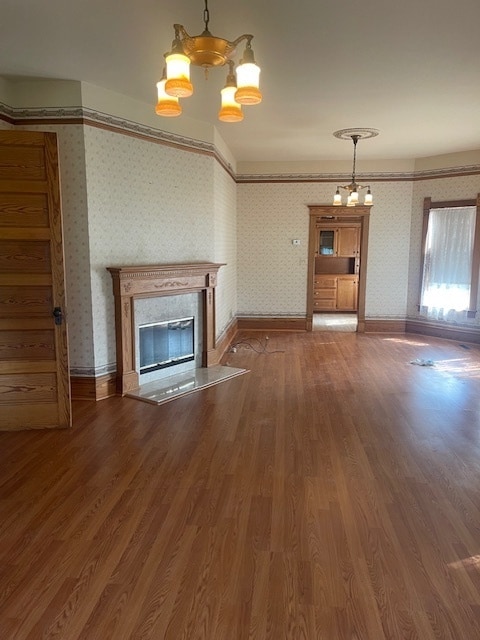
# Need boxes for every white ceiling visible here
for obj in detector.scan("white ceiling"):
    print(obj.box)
[2,0,480,163]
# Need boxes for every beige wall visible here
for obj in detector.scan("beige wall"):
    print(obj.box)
[83,125,221,373]
[2,77,480,381]
[213,161,238,332]
[0,80,238,377]
[237,180,414,320]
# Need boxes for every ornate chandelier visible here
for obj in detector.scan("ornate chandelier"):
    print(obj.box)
[156,0,262,122]
[333,128,379,206]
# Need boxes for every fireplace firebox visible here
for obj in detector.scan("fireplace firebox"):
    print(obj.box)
[139,317,194,374]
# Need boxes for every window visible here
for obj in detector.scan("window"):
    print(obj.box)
[419,196,480,322]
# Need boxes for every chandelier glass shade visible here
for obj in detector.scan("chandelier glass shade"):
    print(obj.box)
[333,129,378,206]
[218,61,244,122]
[156,0,262,121]
[155,72,182,117]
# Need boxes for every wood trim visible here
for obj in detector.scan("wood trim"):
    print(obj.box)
[406,319,480,344]
[70,373,117,401]
[469,193,480,316]
[212,317,238,364]
[358,213,369,332]
[418,197,431,309]
[430,199,476,209]
[237,316,307,331]
[107,263,225,396]
[364,319,407,333]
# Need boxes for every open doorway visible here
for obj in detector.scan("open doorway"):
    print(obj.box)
[306,205,371,332]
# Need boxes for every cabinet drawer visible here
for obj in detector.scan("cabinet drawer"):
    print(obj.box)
[314,276,337,288]
[314,289,336,300]
[313,299,336,310]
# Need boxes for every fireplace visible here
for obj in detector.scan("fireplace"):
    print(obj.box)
[107,263,224,395]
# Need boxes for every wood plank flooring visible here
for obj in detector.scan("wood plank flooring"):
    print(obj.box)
[1,330,480,639]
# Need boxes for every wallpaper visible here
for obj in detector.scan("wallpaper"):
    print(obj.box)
[363,181,414,318]
[237,180,414,319]
[83,126,219,372]
[213,161,237,335]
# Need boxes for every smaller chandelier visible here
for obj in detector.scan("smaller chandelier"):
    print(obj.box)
[333,128,379,206]
[156,0,262,121]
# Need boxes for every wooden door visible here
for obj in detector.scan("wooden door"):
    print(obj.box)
[0,131,71,430]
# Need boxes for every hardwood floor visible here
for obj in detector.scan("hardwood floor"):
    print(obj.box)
[2,330,480,639]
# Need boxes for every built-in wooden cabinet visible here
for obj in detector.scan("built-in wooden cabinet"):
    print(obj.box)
[314,221,361,311]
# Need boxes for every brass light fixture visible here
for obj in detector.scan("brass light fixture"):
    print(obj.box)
[333,128,379,206]
[156,0,262,121]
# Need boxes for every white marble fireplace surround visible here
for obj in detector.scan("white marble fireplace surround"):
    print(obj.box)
[107,263,226,397]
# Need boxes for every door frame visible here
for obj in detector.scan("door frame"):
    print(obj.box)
[307,204,371,332]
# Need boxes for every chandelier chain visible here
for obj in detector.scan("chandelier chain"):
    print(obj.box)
[351,135,359,182]
[203,0,210,31]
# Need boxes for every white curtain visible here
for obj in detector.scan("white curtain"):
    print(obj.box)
[420,206,475,322]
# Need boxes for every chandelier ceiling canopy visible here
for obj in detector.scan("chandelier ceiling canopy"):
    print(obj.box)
[156,0,262,122]
[333,128,379,207]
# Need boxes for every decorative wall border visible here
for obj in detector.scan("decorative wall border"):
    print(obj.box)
[69,363,116,377]
[2,101,479,183]
[0,101,236,180]
[236,165,480,183]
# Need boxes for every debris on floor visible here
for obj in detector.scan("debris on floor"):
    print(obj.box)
[410,358,435,366]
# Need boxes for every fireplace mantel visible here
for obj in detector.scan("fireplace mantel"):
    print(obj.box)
[107,262,224,395]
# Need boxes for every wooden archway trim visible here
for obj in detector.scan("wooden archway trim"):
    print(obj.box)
[107,263,224,395]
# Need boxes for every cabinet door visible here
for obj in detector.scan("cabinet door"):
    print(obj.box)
[336,277,358,311]
[337,227,360,257]
[318,229,336,255]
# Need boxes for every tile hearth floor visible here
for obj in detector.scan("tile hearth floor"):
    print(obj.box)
[126,365,248,406]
